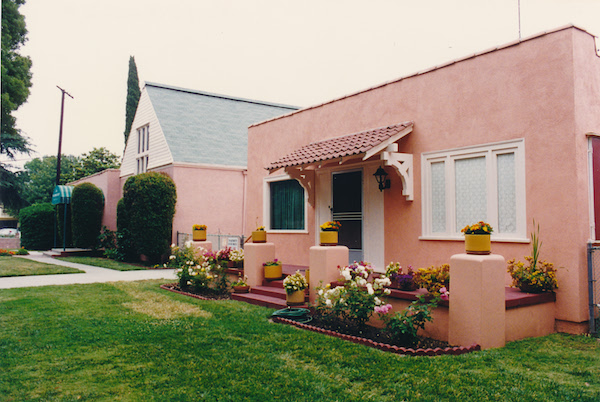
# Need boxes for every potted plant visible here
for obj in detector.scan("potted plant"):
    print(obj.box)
[507,221,558,293]
[252,226,267,243]
[283,271,308,304]
[461,221,493,255]
[385,262,417,290]
[319,221,341,246]
[263,259,282,280]
[216,247,232,267]
[231,275,250,293]
[192,224,207,241]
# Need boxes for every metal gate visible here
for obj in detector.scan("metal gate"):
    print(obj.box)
[177,231,246,251]
[587,243,600,335]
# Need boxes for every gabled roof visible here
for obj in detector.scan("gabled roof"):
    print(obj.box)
[267,122,413,170]
[145,82,298,166]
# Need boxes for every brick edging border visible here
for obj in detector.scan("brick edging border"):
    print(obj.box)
[160,283,481,356]
[160,283,220,301]
[272,316,481,356]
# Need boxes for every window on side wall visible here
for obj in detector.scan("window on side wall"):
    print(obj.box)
[136,125,150,174]
[421,139,526,241]
[266,177,306,231]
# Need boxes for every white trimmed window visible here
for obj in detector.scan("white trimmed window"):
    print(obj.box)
[136,125,150,174]
[263,175,308,232]
[421,139,526,241]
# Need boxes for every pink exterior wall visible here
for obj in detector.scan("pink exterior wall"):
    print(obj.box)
[247,27,600,330]
[70,169,122,231]
[121,164,247,245]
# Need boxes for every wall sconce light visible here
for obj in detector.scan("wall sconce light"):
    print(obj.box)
[374,166,390,191]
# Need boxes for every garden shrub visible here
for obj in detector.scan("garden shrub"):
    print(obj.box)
[314,262,391,327]
[19,203,55,250]
[166,242,230,295]
[413,264,450,294]
[56,204,72,248]
[376,295,440,346]
[71,183,104,248]
[115,198,136,262]
[123,172,177,264]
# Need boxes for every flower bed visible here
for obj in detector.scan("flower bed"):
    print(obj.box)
[271,315,480,356]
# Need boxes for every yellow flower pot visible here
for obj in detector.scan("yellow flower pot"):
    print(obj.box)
[320,231,338,246]
[193,229,207,241]
[286,290,305,305]
[264,263,282,279]
[465,234,491,255]
[252,230,267,243]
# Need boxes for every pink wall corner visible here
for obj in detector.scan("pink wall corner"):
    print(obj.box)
[155,164,247,246]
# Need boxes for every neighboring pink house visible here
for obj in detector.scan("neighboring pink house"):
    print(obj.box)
[74,82,297,243]
[245,26,600,334]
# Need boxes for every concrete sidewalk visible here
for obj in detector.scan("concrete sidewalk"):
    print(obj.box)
[0,251,177,289]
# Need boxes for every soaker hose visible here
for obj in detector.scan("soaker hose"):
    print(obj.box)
[271,307,312,323]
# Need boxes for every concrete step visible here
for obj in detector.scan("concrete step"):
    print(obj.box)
[251,285,287,299]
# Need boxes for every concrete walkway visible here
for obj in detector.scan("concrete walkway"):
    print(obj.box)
[0,251,177,289]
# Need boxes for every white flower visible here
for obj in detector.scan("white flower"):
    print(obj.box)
[325,299,332,307]
[171,243,176,248]
[169,255,176,260]
[374,297,382,305]
[318,289,324,296]
[366,283,374,295]
[184,240,193,248]
[357,277,367,287]
[341,268,352,281]
[384,288,391,295]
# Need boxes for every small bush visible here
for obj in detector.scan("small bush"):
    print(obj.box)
[0,249,14,256]
[377,295,440,346]
[19,203,55,250]
[72,183,104,248]
[413,264,450,294]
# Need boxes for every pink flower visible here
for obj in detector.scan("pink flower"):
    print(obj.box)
[439,287,449,301]
[374,303,393,314]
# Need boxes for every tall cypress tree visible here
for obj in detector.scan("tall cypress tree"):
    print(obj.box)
[124,56,141,145]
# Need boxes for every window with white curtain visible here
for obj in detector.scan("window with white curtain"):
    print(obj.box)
[421,139,526,240]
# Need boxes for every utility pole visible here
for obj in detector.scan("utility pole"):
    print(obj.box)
[55,86,74,185]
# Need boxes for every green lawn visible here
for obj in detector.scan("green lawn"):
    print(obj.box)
[54,256,148,271]
[1,280,598,401]
[0,256,84,277]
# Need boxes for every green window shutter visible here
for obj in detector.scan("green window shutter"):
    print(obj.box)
[270,180,304,230]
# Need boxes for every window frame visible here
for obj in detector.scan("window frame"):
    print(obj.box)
[263,174,308,233]
[136,125,150,174]
[421,139,527,242]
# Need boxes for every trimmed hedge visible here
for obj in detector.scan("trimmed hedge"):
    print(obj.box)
[122,172,177,263]
[72,183,104,248]
[114,198,136,262]
[20,203,55,250]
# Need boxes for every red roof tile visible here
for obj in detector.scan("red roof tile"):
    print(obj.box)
[267,122,413,170]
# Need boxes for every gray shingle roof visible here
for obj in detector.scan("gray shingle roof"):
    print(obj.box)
[145,82,298,166]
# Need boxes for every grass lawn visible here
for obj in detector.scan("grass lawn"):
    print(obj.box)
[54,256,148,271]
[1,280,599,401]
[0,256,84,277]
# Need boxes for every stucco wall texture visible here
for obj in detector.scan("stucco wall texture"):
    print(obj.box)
[247,27,600,330]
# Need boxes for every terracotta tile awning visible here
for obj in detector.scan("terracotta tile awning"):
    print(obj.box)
[267,121,413,171]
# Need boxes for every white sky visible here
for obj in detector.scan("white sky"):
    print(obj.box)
[6,0,600,169]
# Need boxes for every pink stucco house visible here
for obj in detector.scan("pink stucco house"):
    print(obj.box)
[245,25,600,334]
[72,82,297,244]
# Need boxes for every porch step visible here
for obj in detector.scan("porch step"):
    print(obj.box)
[231,283,308,309]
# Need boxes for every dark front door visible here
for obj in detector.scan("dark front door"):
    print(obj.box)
[332,170,363,263]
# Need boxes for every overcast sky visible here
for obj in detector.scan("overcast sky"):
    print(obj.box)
[6,0,600,169]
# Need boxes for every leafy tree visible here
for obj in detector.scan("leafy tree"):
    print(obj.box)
[20,155,80,205]
[124,56,140,145]
[76,146,120,178]
[17,147,120,208]
[1,0,33,210]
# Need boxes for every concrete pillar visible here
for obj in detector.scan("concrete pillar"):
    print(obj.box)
[449,253,506,349]
[244,243,276,287]
[308,246,349,303]
[192,240,212,253]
